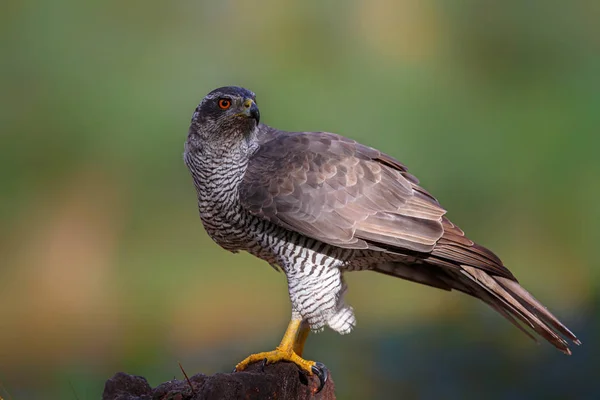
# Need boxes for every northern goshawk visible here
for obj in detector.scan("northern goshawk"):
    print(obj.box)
[184,86,580,390]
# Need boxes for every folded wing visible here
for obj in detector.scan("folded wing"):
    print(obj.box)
[241,128,579,353]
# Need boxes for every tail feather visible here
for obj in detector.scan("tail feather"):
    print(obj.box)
[461,277,539,343]
[496,277,581,345]
[372,260,580,354]
[460,265,580,354]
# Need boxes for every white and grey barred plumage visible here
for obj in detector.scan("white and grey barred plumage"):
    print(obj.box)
[184,86,580,353]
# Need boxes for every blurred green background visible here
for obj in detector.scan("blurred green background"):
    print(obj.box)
[1,1,598,399]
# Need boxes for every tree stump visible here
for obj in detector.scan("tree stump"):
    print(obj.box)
[102,361,335,400]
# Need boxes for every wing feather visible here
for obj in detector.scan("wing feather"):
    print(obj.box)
[242,128,513,279]
[242,130,445,253]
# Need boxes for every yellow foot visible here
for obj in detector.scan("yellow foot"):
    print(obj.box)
[233,318,328,392]
[234,348,328,392]
[234,347,315,374]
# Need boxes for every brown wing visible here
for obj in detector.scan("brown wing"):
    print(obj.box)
[242,128,580,353]
[242,129,511,279]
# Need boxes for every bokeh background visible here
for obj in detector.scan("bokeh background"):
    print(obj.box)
[1,1,599,399]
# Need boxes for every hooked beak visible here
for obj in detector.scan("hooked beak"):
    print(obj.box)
[242,98,260,124]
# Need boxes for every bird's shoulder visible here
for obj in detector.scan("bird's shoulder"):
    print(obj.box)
[252,126,420,187]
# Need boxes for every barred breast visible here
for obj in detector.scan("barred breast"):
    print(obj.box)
[184,145,393,334]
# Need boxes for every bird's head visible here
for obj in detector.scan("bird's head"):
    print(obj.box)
[188,86,260,148]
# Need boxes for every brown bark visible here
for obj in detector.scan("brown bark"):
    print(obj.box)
[102,361,335,400]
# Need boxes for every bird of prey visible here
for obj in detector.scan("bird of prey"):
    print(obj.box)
[184,86,580,390]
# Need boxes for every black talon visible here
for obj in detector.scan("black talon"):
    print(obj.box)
[311,362,328,393]
[260,358,268,372]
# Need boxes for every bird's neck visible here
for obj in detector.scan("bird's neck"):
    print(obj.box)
[185,135,258,208]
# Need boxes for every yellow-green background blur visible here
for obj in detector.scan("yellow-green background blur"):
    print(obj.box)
[1,1,598,399]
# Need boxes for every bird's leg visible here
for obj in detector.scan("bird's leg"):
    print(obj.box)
[234,318,328,392]
[293,320,310,357]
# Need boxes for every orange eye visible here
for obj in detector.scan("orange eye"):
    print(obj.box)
[218,99,231,109]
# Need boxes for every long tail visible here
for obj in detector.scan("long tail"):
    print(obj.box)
[459,265,580,354]
[373,214,580,353]
[374,261,581,354]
